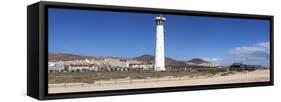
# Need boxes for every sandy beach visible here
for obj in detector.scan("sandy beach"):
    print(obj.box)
[48,69,270,94]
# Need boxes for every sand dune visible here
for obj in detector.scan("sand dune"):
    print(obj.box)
[48,69,270,94]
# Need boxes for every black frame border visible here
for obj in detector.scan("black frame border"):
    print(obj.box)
[32,1,273,100]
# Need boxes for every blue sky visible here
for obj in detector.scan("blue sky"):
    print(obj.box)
[48,8,270,66]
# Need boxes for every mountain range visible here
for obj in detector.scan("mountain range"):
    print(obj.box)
[49,53,213,66]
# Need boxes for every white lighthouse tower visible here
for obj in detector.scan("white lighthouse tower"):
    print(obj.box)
[154,15,166,71]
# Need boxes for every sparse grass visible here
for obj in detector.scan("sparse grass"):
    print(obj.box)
[48,67,255,84]
[220,71,234,76]
[229,67,257,72]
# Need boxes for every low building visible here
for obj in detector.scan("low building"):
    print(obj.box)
[48,62,65,72]
[129,63,154,70]
[66,64,98,72]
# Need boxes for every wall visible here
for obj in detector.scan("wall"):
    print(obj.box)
[0,0,279,102]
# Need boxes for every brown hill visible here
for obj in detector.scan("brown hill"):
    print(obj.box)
[132,54,187,66]
[48,53,97,61]
[49,53,209,67]
[132,54,154,62]
[188,58,210,64]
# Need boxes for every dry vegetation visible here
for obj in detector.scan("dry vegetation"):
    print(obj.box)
[48,67,257,84]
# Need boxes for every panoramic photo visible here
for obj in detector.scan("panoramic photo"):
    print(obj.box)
[48,8,270,94]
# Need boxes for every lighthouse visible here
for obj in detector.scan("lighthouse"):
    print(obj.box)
[154,15,166,71]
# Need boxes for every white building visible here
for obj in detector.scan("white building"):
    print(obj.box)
[48,61,65,72]
[129,63,154,70]
[154,15,166,71]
